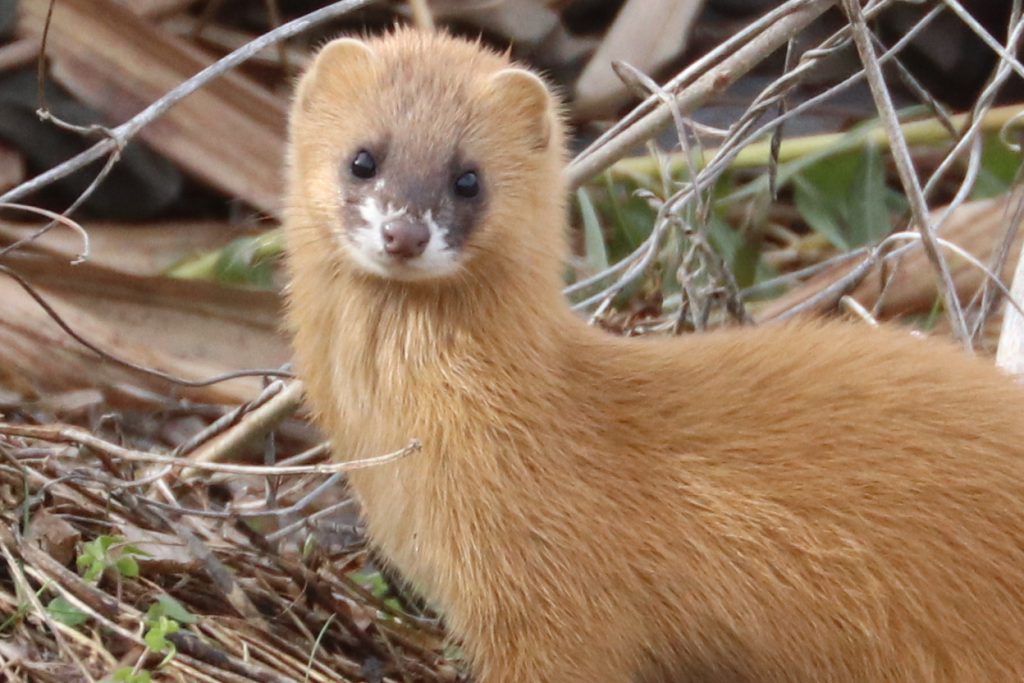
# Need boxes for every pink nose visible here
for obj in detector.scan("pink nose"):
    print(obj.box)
[382,220,430,260]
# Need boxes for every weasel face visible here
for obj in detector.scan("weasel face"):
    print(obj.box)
[336,146,485,281]
[288,31,565,285]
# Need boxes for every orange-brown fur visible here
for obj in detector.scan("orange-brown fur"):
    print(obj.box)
[284,28,1024,682]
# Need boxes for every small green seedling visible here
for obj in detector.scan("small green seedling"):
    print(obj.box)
[76,535,148,583]
[143,614,180,667]
[0,581,57,633]
[0,588,40,633]
[100,596,196,683]
[106,668,151,683]
[349,567,405,614]
[46,596,90,627]
[143,595,197,667]
[146,594,197,626]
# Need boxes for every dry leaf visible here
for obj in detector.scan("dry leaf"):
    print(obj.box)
[0,141,25,192]
[20,0,287,216]
[26,510,81,567]
[119,526,197,574]
[574,0,707,119]
[0,220,252,277]
[0,223,289,405]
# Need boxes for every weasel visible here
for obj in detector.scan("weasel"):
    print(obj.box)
[284,28,1024,682]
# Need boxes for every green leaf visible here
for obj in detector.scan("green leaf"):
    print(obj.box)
[791,146,898,249]
[611,197,656,257]
[794,175,849,249]
[108,668,152,683]
[599,174,658,258]
[77,535,148,582]
[443,643,465,661]
[78,536,112,570]
[47,597,90,627]
[845,143,891,245]
[707,213,741,264]
[144,627,168,652]
[144,615,180,653]
[707,214,764,290]
[725,117,883,203]
[115,556,140,578]
[302,534,317,561]
[149,595,197,625]
[97,535,119,552]
[577,188,609,271]
[79,535,120,563]
[81,558,105,583]
[732,237,762,290]
[884,187,909,217]
[350,568,392,600]
[973,135,1024,199]
[212,234,277,287]
[802,149,863,199]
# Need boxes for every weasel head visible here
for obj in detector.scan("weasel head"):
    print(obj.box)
[286,29,567,284]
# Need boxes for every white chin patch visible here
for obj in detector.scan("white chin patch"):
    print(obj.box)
[344,197,460,281]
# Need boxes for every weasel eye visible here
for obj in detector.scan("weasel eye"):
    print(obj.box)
[454,171,480,199]
[350,150,377,180]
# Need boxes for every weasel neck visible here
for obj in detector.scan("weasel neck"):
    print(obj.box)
[287,237,575,454]
[290,253,575,613]
[346,256,567,381]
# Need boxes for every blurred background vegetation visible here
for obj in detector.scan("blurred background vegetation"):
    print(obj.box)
[1,1,1023,681]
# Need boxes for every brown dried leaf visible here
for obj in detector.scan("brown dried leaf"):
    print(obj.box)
[574,0,707,119]
[431,0,563,49]
[119,526,197,574]
[25,510,81,567]
[0,224,288,406]
[20,0,287,216]
[0,141,25,192]
[758,197,1022,321]
[0,220,259,277]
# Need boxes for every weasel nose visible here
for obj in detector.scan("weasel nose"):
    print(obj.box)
[382,220,430,260]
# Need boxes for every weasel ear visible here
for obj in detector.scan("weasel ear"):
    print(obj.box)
[297,38,376,110]
[316,37,376,74]
[486,68,554,150]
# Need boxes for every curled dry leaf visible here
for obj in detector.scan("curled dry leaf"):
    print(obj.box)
[19,0,287,216]
[0,221,289,406]
[25,510,81,567]
[574,0,707,119]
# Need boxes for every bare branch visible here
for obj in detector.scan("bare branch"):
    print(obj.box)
[0,421,419,475]
[841,0,971,347]
[565,0,837,189]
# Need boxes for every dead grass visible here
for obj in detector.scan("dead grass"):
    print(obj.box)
[0,411,455,683]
